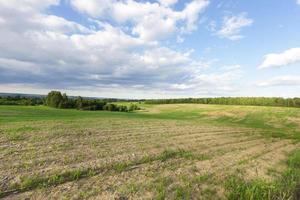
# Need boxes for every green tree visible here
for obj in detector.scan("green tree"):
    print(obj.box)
[76,96,83,109]
[46,91,63,108]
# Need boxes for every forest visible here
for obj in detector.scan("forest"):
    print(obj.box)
[0,95,44,106]
[145,97,300,108]
[2,94,300,109]
[0,91,140,112]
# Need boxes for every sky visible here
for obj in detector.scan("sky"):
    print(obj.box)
[0,0,300,98]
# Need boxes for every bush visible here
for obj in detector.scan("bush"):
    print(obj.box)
[103,103,118,111]
[118,105,128,112]
[128,104,140,112]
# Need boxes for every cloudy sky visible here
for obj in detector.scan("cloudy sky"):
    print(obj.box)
[0,0,300,98]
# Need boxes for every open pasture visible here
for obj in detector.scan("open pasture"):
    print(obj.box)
[0,104,300,199]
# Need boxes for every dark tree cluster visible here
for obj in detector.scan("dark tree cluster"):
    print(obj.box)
[0,95,44,106]
[45,91,140,112]
[145,97,300,108]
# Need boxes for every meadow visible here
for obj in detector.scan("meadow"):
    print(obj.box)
[0,104,300,199]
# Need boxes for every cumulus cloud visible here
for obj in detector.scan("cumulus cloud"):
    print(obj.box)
[181,0,210,32]
[257,76,300,87]
[36,15,92,34]
[158,0,178,7]
[131,14,176,41]
[0,0,60,11]
[0,0,246,98]
[169,65,243,96]
[70,0,209,41]
[70,0,113,17]
[0,58,40,73]
[152,58,243,96]
[259,48,300,69]
[217,13,253,40]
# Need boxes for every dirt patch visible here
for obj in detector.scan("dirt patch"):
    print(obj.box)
[204,110,247,120]
[145,104,209,114]
[287,117,300,128]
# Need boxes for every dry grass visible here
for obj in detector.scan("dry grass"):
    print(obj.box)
[1,114,299,199]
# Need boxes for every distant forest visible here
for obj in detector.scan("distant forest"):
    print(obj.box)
[145,97,300,108]
[1,92,300,108]
[0,91,140,112]
[0,95,44,106]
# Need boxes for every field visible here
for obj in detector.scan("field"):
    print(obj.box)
[0,104,300,199]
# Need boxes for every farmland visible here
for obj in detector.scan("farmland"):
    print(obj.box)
[0,104,300,199]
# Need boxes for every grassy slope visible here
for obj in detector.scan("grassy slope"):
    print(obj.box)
[1,104,299,140]
[1,104,300,199]
[142,103,300,140]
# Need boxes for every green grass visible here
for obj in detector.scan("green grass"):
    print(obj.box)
[225,150,300,200]
[175,184,191,200]
[154,177,170,200]
[118,182,140,196]
[5,131,24,141]
[1,104,300,141]
[1,104,299,141]
[147,104,300,141]
[2,126,40,141]
[194,173,211,183]
[0,105,136,122]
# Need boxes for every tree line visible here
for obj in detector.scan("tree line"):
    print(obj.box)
[0,96,43,106]
[145,97,300,108]
[45,91,140,112]
[2,93,300,109]
[0,91,140,112]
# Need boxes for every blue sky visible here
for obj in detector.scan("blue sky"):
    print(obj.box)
[0,0,299,98]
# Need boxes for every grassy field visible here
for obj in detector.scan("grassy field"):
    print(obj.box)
[0,104,300,199]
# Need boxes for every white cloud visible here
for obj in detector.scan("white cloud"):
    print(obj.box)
[0,57,41,73]
[297,0,300,5]
[71,23,145,50]
[39,15,92,34]
[0,0,246,98]
[70,0,210,41]
[259,48,300,69]
[70,0,113,17]
[257,76,300,87]
[131,14,176,41]
[0,0,60,12]
[181,0,209,32]
[0,16,5,25]
[217,13,253,40]
[169,66,243,96]
[158,0,178,7]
